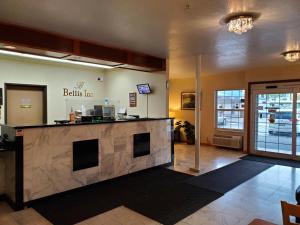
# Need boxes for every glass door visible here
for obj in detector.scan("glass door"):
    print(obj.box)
[296,92,300,157]
[251,89,296,158]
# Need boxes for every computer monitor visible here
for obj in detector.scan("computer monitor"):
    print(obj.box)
[117,107,127,119]
[94,105,103,116]
[137,83,151,94]
[102,105,115,119]
[118,107,127,115]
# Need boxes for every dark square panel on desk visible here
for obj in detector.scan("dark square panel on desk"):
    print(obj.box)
[133,133,150,158]
[73,139,99,171]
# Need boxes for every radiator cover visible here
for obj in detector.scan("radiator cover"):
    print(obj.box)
[212,135,243,149]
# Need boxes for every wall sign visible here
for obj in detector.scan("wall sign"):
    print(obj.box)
[63,81,94,97]
[20,98,32,109]
[129,92,137,107]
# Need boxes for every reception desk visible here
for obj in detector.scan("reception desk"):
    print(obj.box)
[0,118,173,209]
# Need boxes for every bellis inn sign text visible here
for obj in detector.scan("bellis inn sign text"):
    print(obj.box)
[63,81,94,97]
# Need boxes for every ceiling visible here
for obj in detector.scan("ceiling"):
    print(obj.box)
[0,0,300,78]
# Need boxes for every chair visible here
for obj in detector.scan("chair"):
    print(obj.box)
[281,201,300,225]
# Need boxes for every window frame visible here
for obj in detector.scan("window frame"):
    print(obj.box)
[215,89,245,132]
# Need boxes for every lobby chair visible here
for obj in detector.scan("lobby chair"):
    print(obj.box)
[281,201,300,225]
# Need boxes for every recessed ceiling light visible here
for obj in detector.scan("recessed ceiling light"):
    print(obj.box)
[221,12,260,35]
[0,49,114,69]
[281,50,300,62]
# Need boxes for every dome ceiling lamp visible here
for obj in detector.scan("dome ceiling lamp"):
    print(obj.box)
[281,50,300,62]
[221,12,260,35]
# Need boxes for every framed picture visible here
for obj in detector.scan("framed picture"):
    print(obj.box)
[129,92,137,107]
[181,92,195,110]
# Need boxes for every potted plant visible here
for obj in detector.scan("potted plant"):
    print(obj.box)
[174,120,195,145]
[174,121,183,142]
[182,121,195,145]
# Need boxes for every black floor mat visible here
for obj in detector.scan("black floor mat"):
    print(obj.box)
[124,183,222,225]
[185,160,273,194]
[241,155,300,168]
[29,166,221,225]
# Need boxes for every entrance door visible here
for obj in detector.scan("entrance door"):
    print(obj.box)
[296,91,300,157]
[5,84,47,126]
[251,83,300,160]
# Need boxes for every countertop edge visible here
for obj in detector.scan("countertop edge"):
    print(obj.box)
[5,118,174,129]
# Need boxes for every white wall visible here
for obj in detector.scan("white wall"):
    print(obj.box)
[0,55,167,124]
[104,69,167,117]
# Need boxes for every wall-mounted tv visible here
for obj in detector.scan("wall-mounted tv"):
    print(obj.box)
[137,83,152,94]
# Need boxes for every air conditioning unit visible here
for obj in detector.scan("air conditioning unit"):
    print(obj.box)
[212,135,243,150]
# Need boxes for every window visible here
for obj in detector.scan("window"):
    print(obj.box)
[216,90,245,130]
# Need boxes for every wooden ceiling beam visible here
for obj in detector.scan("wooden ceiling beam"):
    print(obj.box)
[0,22,166,71]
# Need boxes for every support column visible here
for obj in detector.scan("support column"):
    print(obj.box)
[165,58,174,163]
[190,55,201,172]
[165,58,170,117]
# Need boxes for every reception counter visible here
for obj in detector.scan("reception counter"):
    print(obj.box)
[0,118,173,209]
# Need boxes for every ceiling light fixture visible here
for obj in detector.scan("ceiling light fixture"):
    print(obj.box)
[4,45,16,49]
[221,12,260,35]
[0,49,113,69]
[281,50,300,62]
[228,16,253,35]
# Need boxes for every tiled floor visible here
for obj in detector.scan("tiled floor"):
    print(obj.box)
[0,206,51,225]
[0,144,298,225]
[76,206,161,225]
[170,143,245,175]
[178,164,299,225]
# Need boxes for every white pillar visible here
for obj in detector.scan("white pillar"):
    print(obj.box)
[190,55,201,172]
[165,58,170,117]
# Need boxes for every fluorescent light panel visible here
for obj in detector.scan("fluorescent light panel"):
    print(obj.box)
[3,45,16,49]
[0,49,114,69]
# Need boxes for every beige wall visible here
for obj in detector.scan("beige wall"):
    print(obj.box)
[0,55,167,124]
[0,55,106,124]
[201,72,245,144]
[170,64,300,150]
[169,78,195,124]
[104,69,167,118]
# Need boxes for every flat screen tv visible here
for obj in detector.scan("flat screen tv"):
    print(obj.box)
[137,83,151,94]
